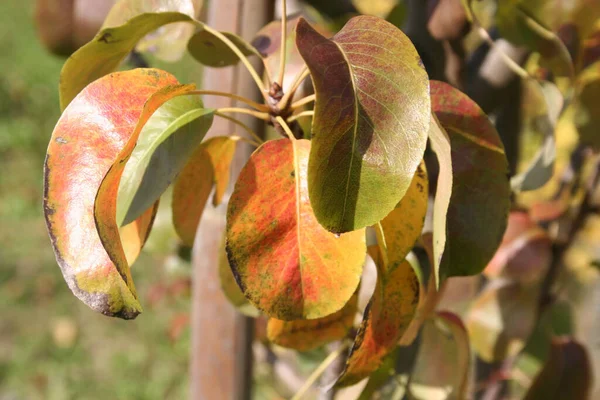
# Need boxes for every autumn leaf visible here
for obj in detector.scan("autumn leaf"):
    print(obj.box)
[59,12,195,110]
[45,69,192,318]
[296,16,430,233]
[431,80,510,279]
[226,139,365,320]
[337,245,419,386]
[172,136,238,247]
[267,291,358,351]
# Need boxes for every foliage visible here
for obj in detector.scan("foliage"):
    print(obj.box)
[40,0,600,398]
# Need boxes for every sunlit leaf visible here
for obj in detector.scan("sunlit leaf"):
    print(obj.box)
[337,245,419,386]
[59,12,195,110]
[226,139,365,320]
[119,201,159,265]
[296,16,430,233]
[44,69,189,318]
[431,80,510,279]
[267,291,358,351]
[102,0,202,62]
[512,81,563,191]
[172,136,237,247]
[218,232,259,317]
[524,337,591,400]
[117,95,214,226]
[379,161,428,272]
[187,28,260,68]
[428,115,452,288]
[409,312,471,400]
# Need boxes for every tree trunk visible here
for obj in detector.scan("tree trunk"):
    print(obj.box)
[190,1,272,399]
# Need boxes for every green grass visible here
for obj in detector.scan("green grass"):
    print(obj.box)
[0,2,194,398]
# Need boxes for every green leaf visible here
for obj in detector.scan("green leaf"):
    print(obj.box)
[295,16,430,233]
[117,95,214,226]
[102,0,202,62]
[511,81,563,191]
[431,80,510,279]
[226,139,365,320]
[524,337,591,400]
[44,69,191,319]
[59,12,195,110]
[172,136,238,247]
[266,291,358,351]
[187,29,260,68]
[336,245,420,387]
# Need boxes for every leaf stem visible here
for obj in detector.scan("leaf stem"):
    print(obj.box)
[375,222,390,272]
[277,65,310,110]
[275,116,296,141]
[278,0,288,87]
[287,110,314,123]
[230,135,261,148]
[290,341,349,400]
[291,94,316,110]
[214,110,265,144]
[216,107,270,121]
[475,27,529,80]
[187,90,269,112]
[202,25,269,101]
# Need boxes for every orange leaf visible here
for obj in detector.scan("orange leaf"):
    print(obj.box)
[267,291,358,351]
[226,139,365,320]
[337,245,419,386]
[44,68,193,319]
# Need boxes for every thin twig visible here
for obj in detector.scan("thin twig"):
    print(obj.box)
[291,94,316,110]
[230,135,261,148]
[287,111,314,123]
[278,0,288,87]
[275,116,296,141]
[278,65,310,110]
[290,342,349,400]
[187,90,269,111]
[214,110,266,144]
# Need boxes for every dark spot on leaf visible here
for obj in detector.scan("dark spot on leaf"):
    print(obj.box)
[98,32,113,43]
[251,35,271,57]
[203,40,215,48]
[290,170,295,178]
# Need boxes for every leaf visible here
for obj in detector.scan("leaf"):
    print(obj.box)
[226,139,365,320]
[379,161,428,272]
[511,81,563,191]
[574,61,600,149]
[218,232,259,317]
[428,115,452,288]
[44,69,189,318]
[119,201,159,265]
[102,0,202,62]
[524,337,591,400]
[466,281,538,362]
[172,136,237,247]
[251,14,306,91]
[117,95,214,226]
[336,245,420,386]
[59,12,195,110]
[267,291,358,351]
[496,2,574,79]
[484,210,552,284]
[187,29,260,68]
[431,80,510,279]
[295,16,430,233]
[409,312,471,400]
